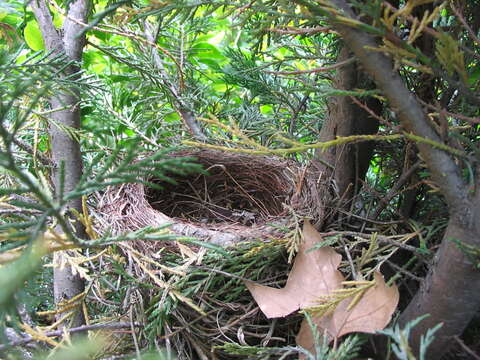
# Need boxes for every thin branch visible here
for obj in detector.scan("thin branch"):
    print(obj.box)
[185,133,403,155]
[289,94,309,136]
[12,137,53,167]
[266,26,336,35]
[264,57,355,75]
[449,4,480,46]
[107,105,160,148]
[371,160,422,219]
[380,1,480,104]
[334,208,405,225]
[296,0,469,215]
[349,96,393,127]
[454,336,480,360]
[143,21,207,141]
[382,1,480,62]
[0,209,41,216]
[49,0,185,88]
[177,108,208,141]
[418,99,480,125]
[62,0,89,60]
[0,323,143,351]
[385,260,423,282]
[323,230,425,256]
[232,0,256,20]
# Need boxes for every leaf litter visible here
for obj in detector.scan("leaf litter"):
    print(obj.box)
[244,221,399,355]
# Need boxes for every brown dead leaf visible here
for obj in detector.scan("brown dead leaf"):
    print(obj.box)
[244,221,344,318]
[296,272,399,352]
[331,272,399,337]
[245,220,399,357]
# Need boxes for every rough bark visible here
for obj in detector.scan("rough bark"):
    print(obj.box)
[31,0,88,327]
[399,216,480,355]
[301,0,480,357]
[314,46,380,208]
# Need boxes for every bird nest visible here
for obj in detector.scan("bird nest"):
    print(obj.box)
[96,149,324,245]
[94,149,327,359]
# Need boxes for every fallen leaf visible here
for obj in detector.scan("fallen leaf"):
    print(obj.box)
[244,221,399,357]
[295,316,319,357]
[331,272,399,337]
[296,272,399,352]
[244,221,344,318]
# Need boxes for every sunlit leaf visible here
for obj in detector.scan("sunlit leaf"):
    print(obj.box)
[24,20,44,51]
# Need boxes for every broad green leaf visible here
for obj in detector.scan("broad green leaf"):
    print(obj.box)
[190,42,224,60]
[198,58,221,71]
[15,49,29,64]
[195,33,214,42]
[213,83,228,92]
[124,129,135,137]
[274,47,289,60]
[91,29,111,41]
[260,105,273,114]
[2,13,20,27]
[53,11,63,28]
[107,74,133,83]
[164,112,180,123]
[208,30,226,45]
[24,20,44,51]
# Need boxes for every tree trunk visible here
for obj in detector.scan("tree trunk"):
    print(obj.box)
[314,45,380,221]
[398,215,480,356]
[31,0,88,328]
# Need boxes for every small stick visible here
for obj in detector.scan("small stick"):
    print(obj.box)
[0,322,142,351]
[264,57,355,75]
[454,336,480,360]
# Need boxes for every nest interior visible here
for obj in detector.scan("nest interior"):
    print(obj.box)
[145,150,296,226]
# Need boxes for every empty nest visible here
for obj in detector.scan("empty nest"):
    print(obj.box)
[96,149,325,245]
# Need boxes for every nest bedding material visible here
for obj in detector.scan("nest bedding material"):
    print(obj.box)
[97,149,325,245]
[143,240,304,359]
[146,149,297,223]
